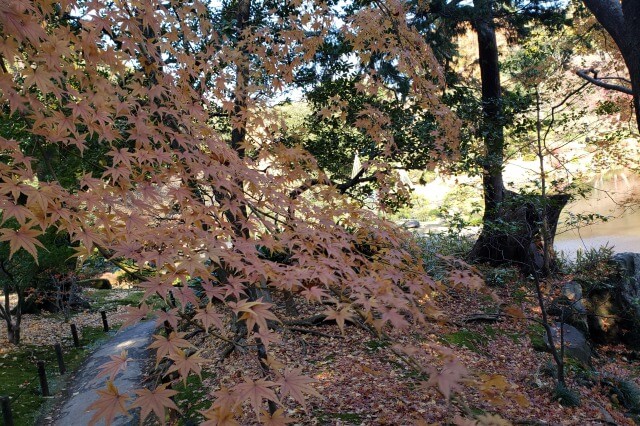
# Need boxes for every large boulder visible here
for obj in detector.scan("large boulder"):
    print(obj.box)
[585,252,640,348]
[545,322,592,366]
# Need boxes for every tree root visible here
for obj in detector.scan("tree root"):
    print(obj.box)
[462,313,504,323]
[287,326,343,339]
[218,335,246,361]
[284,314,328,326]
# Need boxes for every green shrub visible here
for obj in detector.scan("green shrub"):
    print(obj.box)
[540,359,557,378]
[574,244,614,272]
[553,383,581,407]
[411,231,474,280]
[483,266,520,287]
[604,377,640,412]
[570,245,616,286]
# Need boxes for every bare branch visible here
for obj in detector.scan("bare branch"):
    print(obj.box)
[575,69,633,95]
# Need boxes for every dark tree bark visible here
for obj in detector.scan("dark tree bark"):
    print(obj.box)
[1,266,23,345]
[471,190,570,271]
[580,0,640,132]
[472,0,505,222]
[468,0,570,272]
[7,320,21,345]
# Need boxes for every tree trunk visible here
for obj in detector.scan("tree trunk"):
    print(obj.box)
[473,3,505,220]
[468,0,569,272]
[471,191,569,271]
[469,0,509,262]
[231,0,251,159]
[618,0,640,132]
[7,321,20,345]
[625,51,640,132]
[581,0,640,132]
[2,280,22,344]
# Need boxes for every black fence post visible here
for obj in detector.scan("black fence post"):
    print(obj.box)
[70,323,80,347]
[1,395,14,426]
[54,343,66,375]
[100,310,109,332]
[36,361,49,397]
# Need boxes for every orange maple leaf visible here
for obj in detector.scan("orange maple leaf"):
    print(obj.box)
[276,368,321,409]
[504,305,526,320]
[0,224,44,260]
[166,349,206,383]
[423,358,468,400]
[231,299,279,333]
[448,269,484,290]
[130,384,178,425]
[260,408,296,425]
[323,305,353,334]
[193,303,225,333]
[233,377,280,417]
[120,304,150,329]
[154,308,180,331]
[200,405,239,426]
[96,350,131,382]
[87,381,130,426]
[0,200,34,225]
[148,332,192,364]
[212,385,240,410]
[300,286,330,303]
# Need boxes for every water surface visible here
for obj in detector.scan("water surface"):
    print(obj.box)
[554,171,640,257]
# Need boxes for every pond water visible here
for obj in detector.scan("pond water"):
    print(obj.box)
[554,171,640,258]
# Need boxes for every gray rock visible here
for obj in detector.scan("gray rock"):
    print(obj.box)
[559,281,589,333]
[403,220,420,229]
[586,252,640,348]
[612,253,640,316]
[612,253,640,346]
[562,281,587,313]
[545,322,592,366]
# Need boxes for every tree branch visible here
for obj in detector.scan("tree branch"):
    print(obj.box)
[575,69,633,95]
[288,167,378,200]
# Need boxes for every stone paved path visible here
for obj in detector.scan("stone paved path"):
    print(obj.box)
[51,321,155,426]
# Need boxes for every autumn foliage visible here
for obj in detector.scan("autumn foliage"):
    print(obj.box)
[0,0,464,423]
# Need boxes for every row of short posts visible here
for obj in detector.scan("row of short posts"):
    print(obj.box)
[0,310,110,425]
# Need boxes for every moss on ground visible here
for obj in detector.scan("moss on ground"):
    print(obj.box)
[174,371,217,425]
[527,324,548,353]
[441,328,489,353]
[86,289,145,312]
[315,410,363,424]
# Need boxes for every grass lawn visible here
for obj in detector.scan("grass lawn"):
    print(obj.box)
[0,326,117,426]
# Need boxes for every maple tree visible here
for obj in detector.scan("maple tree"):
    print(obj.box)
[0,0,469,423]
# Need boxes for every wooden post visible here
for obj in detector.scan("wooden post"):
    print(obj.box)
[1,396,14,426]
[100,310,109,332]
[54,343,66,374]
[37,361,49,397]
[70,324,80,347]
